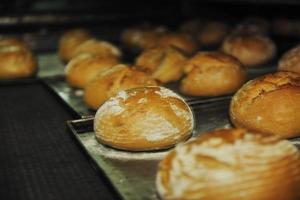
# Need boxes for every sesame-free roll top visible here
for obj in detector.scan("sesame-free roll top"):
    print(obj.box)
[156,128,300,200]
[94,86,194,151]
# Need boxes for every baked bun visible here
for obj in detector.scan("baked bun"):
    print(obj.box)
[234,17,270,35]
[58,29,92,62]
[94,86,194,151]
[197,21,228,46]
[0,38,28,49]
[121,26,167,51]
[230,71,300,138]
[222,33,276,67]
[84,64,158,110]
[73,39,121,59]
[65,54,119,88]
[156,128,300,200]
[0,39,37,79]
[135,46,187,83]
[158,33,197,55]
[180,51,246,96]
[278,45,300,74]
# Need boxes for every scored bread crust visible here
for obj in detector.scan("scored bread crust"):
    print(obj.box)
[230,71,300,138]
[0,41,37,79]
[94,86,194,151]
[58,29,92,62]
[65,54,119,88]
[135,46,187,83]
[222,33,276,67]
[83,64,158,110]
[156,128,300,200]
[279,45,300,74]
[180,51,246,96]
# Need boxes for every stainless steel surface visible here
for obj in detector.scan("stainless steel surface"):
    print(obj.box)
[67,100,300,200]
[66,100,232,200]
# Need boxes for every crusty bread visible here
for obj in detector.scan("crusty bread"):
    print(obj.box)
[230,71,300,138]
[158,33,197,55]
[135,46,187,83]
[278,45,300,74]
[58,29,92,62]
[197,21,228,46]
[94,86,194,151]
[73,39,121,59]
[0,39,37,79]
[222,33,276,67]
[156,128,300,200]
[180,51,246,96]
[84,64,158,110]
[65,53,119,88]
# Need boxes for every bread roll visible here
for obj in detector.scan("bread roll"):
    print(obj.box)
[158,33,197,55]
[135,46,187,83]
[156,128,300,200]
[180,51,246,96]
[58,29,92,62]
[234,17,270,35]
[0,38,28,49]
[230,71,300,138]
[73,39,121,59]
[197,21,228,46]
[121,26,167,51]
[0,39,37,79]
[94,86,194,151]
[278,45,300,74]
[65,54,119,88]
[84,64,158,110]
[222,33,276,67]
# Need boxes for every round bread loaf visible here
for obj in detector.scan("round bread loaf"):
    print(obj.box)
[230,71,300,138]
[0,39,37,79]
[65,53,119,88]
[84,64,158,110]
[135,46,187,83]
[222,33,276,67]
[94,86,194,151]
[158,33,197,55]
[73,39,121,59]
[0,38,28,49]
[197,21,228,46]
[58,29,92,62]
[121,26,167,51]
[180,51,246,96]
[156,128,300,200]
[234,17,270,35]
[278,45,300,74]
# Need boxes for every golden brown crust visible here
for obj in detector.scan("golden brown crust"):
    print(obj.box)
[158,33,198,55]
[0,40,37,79]
[73,39,121,59]
[135,46,187,83]
[156,128,300,200]
[58,29,92,62]
[230,71,300,138]
[278,45,300,74]
[222,33,276,67]
[94,86,194,151]
[83,64,158,110]
[65,54,119,88]
[180,51,246,96]
[197,21,228,46]
[121,26,167,51]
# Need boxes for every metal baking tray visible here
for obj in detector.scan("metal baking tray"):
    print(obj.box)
[67,99,300,200]
[42,62,276,118]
